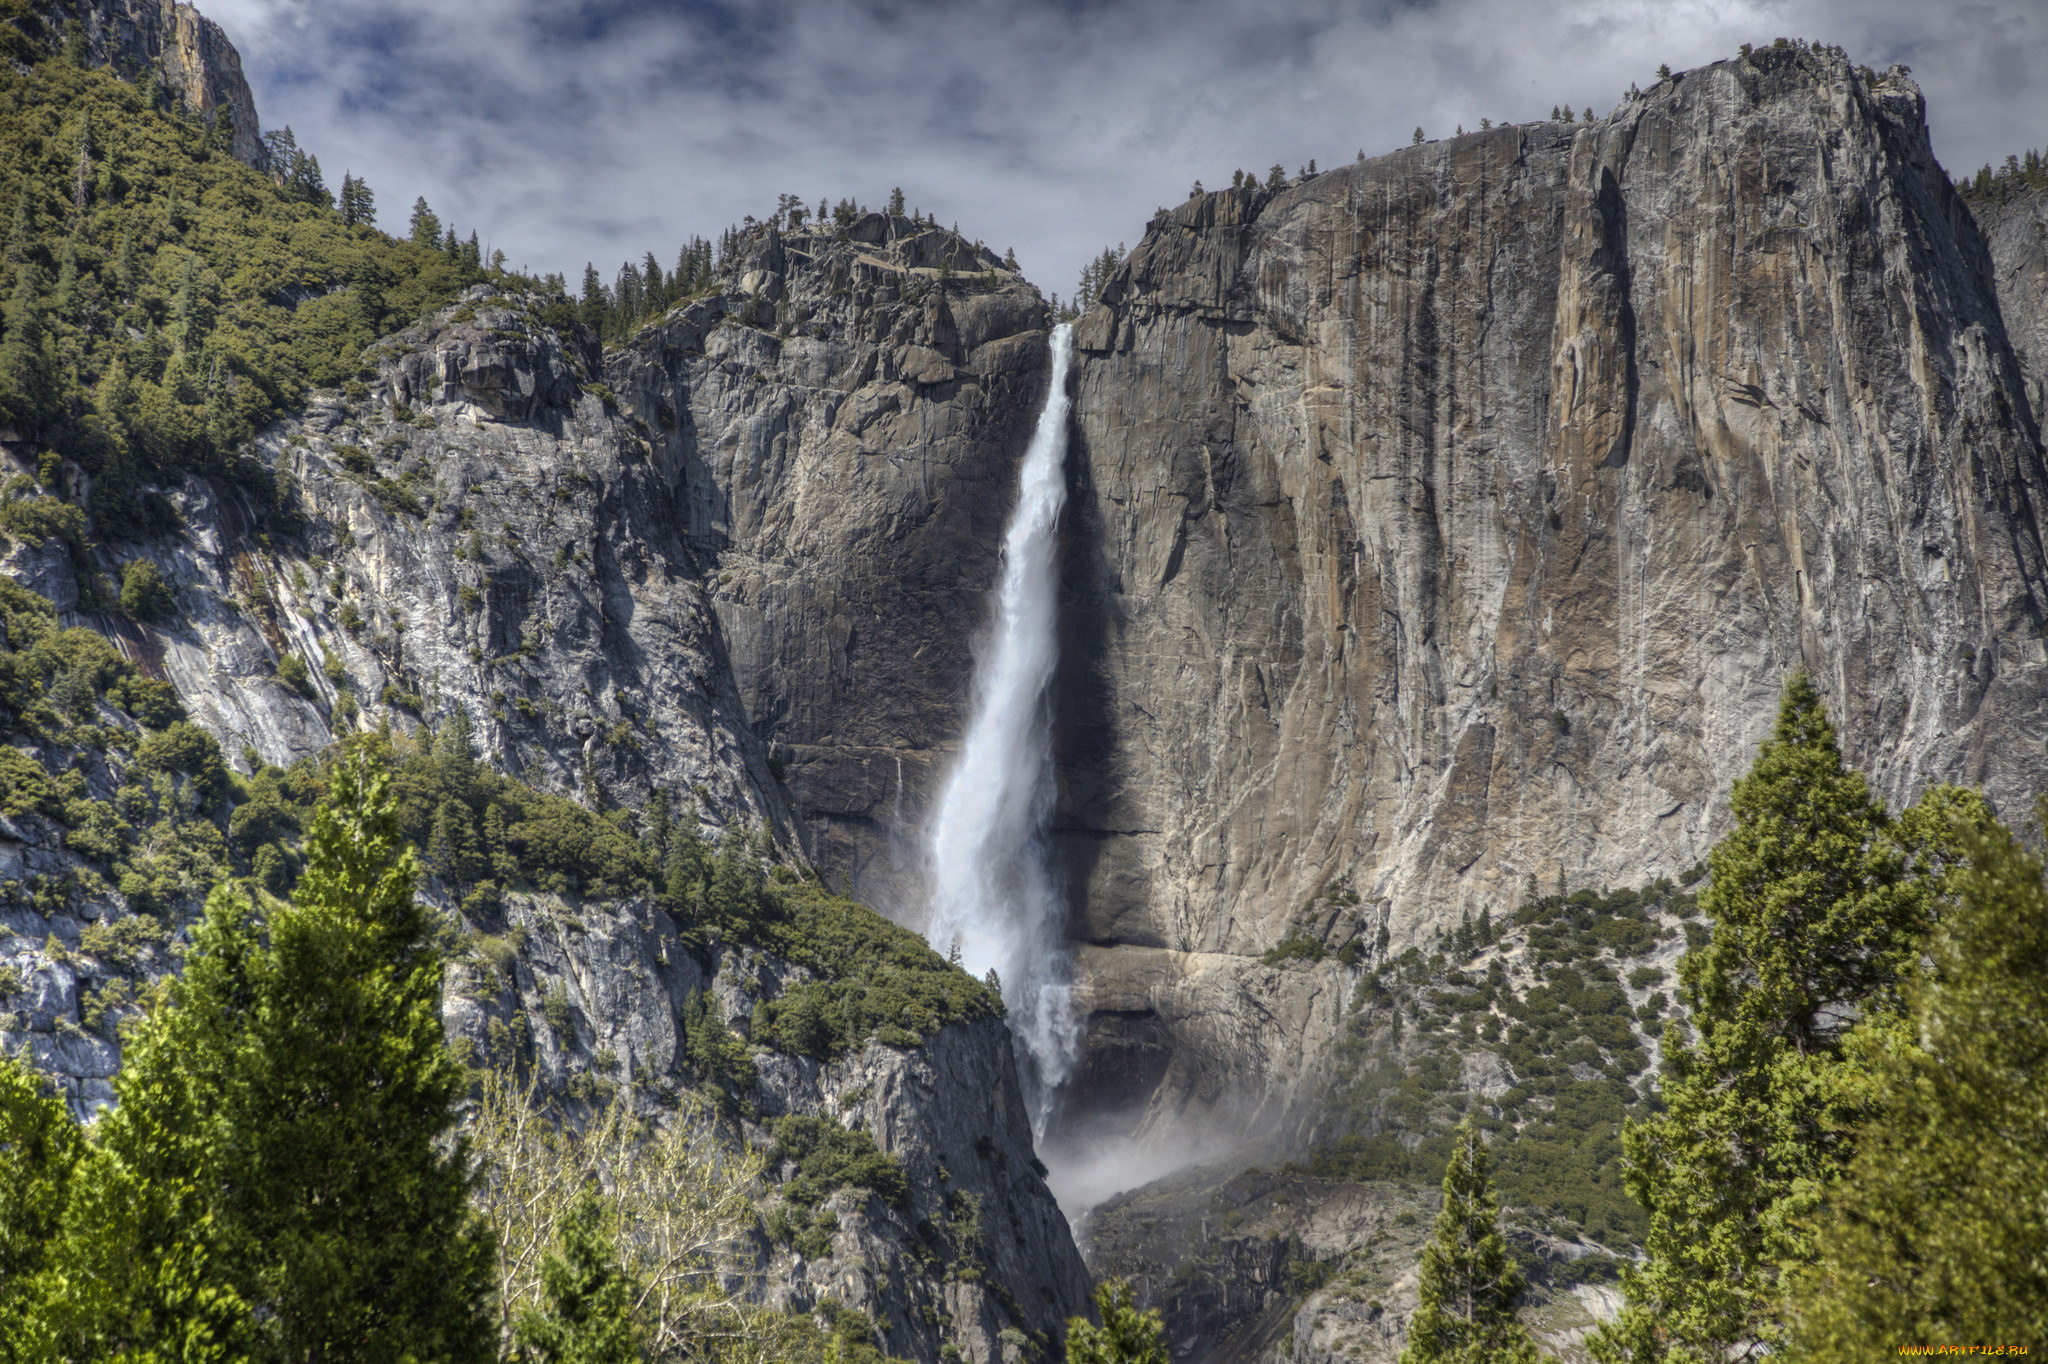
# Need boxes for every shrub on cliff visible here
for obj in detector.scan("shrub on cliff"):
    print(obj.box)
[1065,1278,1168,1364]
[117,559,172,621]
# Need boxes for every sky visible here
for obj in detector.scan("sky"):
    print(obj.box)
[201,0,2048,303]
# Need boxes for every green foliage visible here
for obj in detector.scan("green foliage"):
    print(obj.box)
[1260,933,1328,967]
[575,237,719,346]
[117,557,171,620]
[680,987,754,1108]
[32,751,497,1362]
[1959,144,2048,204]
[0,481,88,567]
[1401,1119,1541,1364]
[0,1053,84,1350]
[1065,1278,1167,1364]
[275,649,310,697]
[0,54,518,537]
[1787,805,2048,1353]
[750,882,1002,1061]
[135,716,226,800]
[1595,672,1986,1364]
[769,1115,910,1209]
[512,1188,648,1364]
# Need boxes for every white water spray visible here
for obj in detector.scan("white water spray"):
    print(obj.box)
[927,323,1079,1133]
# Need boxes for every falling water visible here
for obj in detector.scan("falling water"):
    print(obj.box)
[927,322,1079,1133]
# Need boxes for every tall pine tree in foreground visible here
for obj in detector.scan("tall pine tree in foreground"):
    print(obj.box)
[1788,804,2048,1354]
[0,1058,82,1354]
[1400,1117,1539,1364]
[34,750,495,1362]
[1595,671,1984,1363]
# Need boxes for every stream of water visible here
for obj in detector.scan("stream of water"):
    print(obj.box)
[926,322,1079,1135]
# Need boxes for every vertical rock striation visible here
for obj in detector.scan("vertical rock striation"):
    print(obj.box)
[1056,47,2048,1133]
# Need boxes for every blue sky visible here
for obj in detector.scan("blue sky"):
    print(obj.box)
[204,0,2048,301]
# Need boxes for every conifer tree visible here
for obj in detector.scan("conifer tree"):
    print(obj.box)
[1788,806,2048,1353]
[0,1055,83,1353]
[0,264,55,432]
[512,1189,649,1364]
[1595,672,1985,1364]
[1401,1117,1539,1364]
[38,751,496,1362]
[410,195,443,246]
[1066,1278,1168,1364]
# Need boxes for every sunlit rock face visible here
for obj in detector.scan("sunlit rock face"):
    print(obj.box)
[1051,47,2048,1136]
[34,0,271,169]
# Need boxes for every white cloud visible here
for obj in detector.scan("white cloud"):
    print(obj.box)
[202,0,2048,299]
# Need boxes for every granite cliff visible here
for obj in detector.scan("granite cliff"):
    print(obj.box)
[11,11,2048,1357]
[1046,46,2048,1138]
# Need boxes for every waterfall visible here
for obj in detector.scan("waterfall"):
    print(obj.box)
[927,322,1079,1133]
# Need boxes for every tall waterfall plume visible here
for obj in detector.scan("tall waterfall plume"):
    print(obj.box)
[927,322,1079,1131]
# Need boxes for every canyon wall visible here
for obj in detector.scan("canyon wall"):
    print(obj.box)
[1048,48,2048,1135]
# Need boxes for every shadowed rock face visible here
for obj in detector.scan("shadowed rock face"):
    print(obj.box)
[1980,179,2048,422]
[1053,47,2048,1135]
[611,219,1053,927]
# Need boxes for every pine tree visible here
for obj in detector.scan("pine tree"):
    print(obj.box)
[1788,806,2048,1354]
[0,264,56,432]
[1066,1278,1168,1364]
[1401,1117,1540,1364]
[0,1054,84,1353]
[226,751,496,1359]
[53,238,80,321]
[1594,672,1986,1364]
[40,752,496,1362]
[339,172,376,228]
[512,1189,648,1364]
[410,195,443,246]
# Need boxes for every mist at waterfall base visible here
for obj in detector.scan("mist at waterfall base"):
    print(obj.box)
[925,323,1081,1135]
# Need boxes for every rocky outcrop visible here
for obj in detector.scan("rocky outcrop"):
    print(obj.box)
[445,894,1092,1364]
[28,0,268,169]
[1051,47,2048,1135]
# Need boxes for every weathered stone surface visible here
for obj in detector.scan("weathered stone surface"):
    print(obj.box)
[30,0,269,169]
[1053,49,2048,1134]
[611,226,1051,925]
[1979,180,2048,423]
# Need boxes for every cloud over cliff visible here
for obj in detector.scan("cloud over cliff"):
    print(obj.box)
[207,0,2048,301]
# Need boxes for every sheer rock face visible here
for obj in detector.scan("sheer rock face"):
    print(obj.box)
[1980,181,2048,421]
[31,0,269,169]
[615,220,1052,925]
[1055,49,2048,1134]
